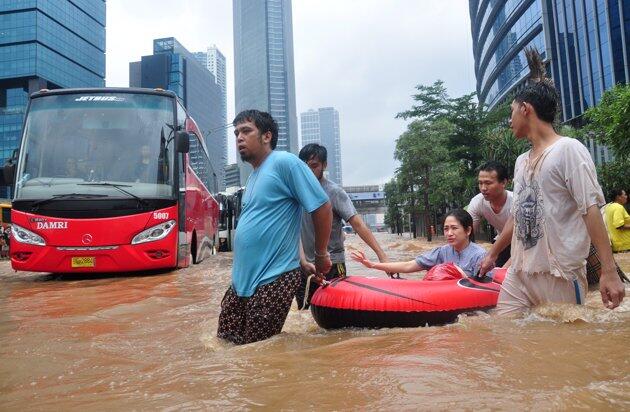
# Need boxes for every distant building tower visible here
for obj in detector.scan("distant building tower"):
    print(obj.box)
[130,37,226,191]
[468,0,630,165]
[233,0,298,185]
[224,163,241,189]
[0,0,106,197]
[300,108,343,185]
[194,45,228,186]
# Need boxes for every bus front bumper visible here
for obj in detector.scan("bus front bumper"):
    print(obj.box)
[10,238,178,273]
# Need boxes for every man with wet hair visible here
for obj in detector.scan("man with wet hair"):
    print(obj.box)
[479,48,625,313]
[295,143,390,309]
[217,110,332,345]
[467,161,513,267]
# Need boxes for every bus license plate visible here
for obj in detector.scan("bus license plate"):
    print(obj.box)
[71,257,95,268]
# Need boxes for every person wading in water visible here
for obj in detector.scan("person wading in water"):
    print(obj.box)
[478,48,624,313]
[216,110,332,345]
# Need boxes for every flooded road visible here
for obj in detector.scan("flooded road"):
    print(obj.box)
[1,233,629,410]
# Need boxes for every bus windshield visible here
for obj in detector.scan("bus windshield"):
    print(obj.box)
[14,92,176,200]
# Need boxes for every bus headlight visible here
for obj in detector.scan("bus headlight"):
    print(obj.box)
[12,224,46,246]
[132,220,176,244]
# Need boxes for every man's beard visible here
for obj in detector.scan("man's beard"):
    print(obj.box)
[239,135,264,163]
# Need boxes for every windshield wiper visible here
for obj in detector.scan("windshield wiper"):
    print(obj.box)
[30,193,109,210]
[78,182,150,209]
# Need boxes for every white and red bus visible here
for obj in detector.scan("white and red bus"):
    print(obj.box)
[2,88,219,273]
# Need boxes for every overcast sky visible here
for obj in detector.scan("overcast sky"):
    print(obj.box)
[106,0,477,187]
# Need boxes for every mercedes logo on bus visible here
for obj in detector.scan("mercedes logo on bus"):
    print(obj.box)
[82,234,93,245]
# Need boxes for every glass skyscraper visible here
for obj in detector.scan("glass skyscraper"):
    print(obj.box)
[469,0,629,164]
[130,38,226,191]
[193,45,228,189]
[233,0,298,185]
[547,0,629,122]
[301,108,343,185]
[0,0,106,196]
[470,0,547,111]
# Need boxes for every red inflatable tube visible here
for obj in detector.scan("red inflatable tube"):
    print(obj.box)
[310,265,507,329]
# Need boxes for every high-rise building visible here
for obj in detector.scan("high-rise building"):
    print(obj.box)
[224,163,241,189]
[469,0,547,112]
[300,108,343,185]
[194,46,227,96]
[193,45,228,185]
[469,0,630,165]
[233,0,298,185]
[0,0,106,196]
[130,38,226,191]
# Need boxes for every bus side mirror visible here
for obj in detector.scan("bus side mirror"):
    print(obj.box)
[176,131,190,153]
[0,150,18,185]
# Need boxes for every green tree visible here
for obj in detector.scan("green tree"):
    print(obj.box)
[388,81,541,238]
[397,82,490,168]
[398,80,501,190]
[394,119,454,241]
[446,93,487,171]
[384,178,406,234]
[396,80,451,122]
[581,84,630,197]
[480,126,529,179]
[584,84,630,160]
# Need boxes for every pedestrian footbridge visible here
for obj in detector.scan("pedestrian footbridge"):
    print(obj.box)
[343,185,386,214]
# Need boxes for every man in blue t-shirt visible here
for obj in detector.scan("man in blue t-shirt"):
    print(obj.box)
[217,110,332,345]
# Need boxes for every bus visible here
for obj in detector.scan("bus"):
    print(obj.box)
[215,188,243,252]
[1,88,219,273]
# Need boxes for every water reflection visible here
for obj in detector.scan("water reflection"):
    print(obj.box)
[6,271,179,319]
[0,234,628,410]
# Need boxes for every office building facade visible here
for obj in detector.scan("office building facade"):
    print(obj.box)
[224,163,241,189]
[130,38,226,191]
[0,0,106,196]
[193,45,228,184]
[469,0,630,164]
[300,107,343,185]
[233,0,298,185]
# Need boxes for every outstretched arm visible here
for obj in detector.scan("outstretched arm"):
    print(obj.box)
[583,205,625,309]
[351,251,420,273]
[348,215,389,263]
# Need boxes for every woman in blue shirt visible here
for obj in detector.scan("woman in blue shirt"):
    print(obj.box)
[351,209,485,277]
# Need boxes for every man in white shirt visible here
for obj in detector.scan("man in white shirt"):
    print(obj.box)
[479,48,624,314]
[473,165,627,287]
[467,161,512,267]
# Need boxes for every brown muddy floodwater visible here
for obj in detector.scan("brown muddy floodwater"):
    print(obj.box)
[0,233,629,411]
